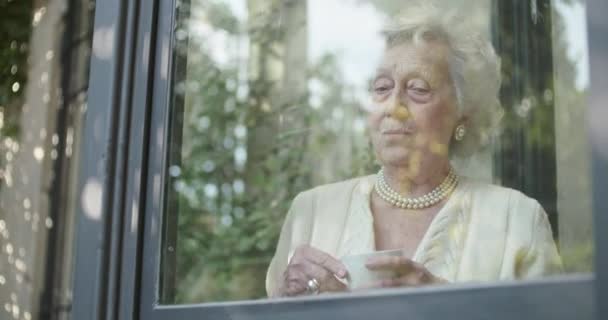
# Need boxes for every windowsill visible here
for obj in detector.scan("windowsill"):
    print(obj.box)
[152,274,594,320]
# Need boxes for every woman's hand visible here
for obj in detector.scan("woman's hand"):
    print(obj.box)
[279,245,349,297]
[363,255,447,288]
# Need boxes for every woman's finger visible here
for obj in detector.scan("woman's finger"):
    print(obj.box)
[398,269,429,286]
[365,255,417,272]
[295,245,348,278]
[284,279,308,296]
[362,269,439,289]
[282,265,310,296]
[360,256,440,289]
[284,253,348,295]
[300,262,348,292]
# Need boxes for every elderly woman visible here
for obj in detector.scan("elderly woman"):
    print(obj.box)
[266,4,562,297]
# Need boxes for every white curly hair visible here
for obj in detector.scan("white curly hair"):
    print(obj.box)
[382,1,504,159]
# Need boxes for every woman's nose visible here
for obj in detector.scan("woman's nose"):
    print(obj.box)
[386,92,410,120]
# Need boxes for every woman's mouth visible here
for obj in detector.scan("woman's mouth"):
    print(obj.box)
[381,128,414,135]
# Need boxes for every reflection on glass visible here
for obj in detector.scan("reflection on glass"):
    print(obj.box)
[0,1,94,319]
[160,0,593,304]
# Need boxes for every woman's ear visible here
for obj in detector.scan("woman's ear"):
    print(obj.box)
[454,115,471,132]
[451,115,470,143]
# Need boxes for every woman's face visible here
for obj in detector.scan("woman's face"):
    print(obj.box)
[368,41,460,171]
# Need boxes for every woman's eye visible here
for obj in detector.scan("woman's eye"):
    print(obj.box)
[407,79,431,96]
[374,86,390,93]
[407,85,432,102]
[409,87,430,94]
[372,77,393,95]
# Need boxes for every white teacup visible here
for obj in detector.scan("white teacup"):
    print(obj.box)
[340,249,404,290]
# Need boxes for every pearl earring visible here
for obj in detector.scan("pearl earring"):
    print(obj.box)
[454,124,466,141]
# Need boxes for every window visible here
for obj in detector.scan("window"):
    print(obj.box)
[151,0,595,305]
[71,0,607,319]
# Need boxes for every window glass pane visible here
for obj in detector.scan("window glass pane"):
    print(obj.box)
[0,1,95,319]
[159,0,593,304]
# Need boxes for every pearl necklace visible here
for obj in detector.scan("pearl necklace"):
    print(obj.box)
[374,167,459,209]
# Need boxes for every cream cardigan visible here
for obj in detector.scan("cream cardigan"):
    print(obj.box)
[265,175,563,297]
